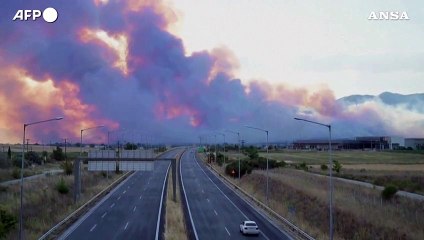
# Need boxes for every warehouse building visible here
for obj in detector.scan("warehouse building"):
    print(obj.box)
[405,138,424,150]
[293,136,406,150]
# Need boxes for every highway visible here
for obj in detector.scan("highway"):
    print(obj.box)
[180,148,292,240]
[59,149,181,240]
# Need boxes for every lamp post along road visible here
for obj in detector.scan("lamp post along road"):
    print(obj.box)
[19,117,63,240]
[226,130,241,179]
[217,133,226,164]
[294,117,333,240]
[244,125,269,205]
[214,134,217,162]
[75,125,105,202]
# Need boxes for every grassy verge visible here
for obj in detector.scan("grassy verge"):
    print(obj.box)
[260,150,424,165]
[0,163,61,182]
[164,155,187,240]
[0,169,121,239]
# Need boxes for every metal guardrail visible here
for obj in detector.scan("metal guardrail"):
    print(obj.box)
[38,171,132,240]
[205,160,315,240]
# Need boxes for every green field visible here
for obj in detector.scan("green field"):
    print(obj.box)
[259,150,424,165]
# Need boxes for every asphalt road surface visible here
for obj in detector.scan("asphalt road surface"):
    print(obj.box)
[59,149,181,240]
[180,148,292,240]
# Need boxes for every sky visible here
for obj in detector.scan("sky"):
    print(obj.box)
[0,0,423,144]
[169,0,424,98]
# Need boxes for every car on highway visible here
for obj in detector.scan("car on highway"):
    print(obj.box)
[240,220,260,235]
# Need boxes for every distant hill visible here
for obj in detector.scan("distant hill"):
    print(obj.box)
[338,92,424,113]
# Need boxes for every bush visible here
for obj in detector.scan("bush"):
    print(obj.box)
[25,151,41,165]
[244,147,258,160]
[11,168,20,179]
[249,157,279,170]
[278,160,287,168]
[124,143,138,150]
[0,206,17,238]
[56,178,69,194]
[61,161,73,175]
[216,153,229,166]
[299,162,308,171]
[321,164,328,171]
[51,146,65,161]
[332,160,342,173]
[225,160,253,178]
[381,185,397,200]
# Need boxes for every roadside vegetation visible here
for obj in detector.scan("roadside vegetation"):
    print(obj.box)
[0,169,121,239]
[205,147,424,240]
[0,145,124,239]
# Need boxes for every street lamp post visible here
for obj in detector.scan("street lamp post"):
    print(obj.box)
[20,117,63,240]
[76,125,105,202]
[214,134,217,162]
[217,133,226,164]
[294,117,333,240]
[226,130,241,179]
[80,125,105,158]
[244,125,269,205]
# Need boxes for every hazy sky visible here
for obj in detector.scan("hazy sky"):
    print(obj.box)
[169,0,424,98]
[1,0,422,143]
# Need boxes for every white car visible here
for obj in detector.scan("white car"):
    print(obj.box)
[240,220,260,235]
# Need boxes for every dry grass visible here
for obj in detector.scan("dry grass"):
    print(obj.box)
[164,156,187,240]
[212,163,424,240]
[0,163,62,182]
[0,169,120,239]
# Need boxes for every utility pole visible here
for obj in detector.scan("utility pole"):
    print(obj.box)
[63,138,67,163]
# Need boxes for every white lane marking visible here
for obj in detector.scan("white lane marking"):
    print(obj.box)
[110,203,115,208]
[117,196,121,200]
[139,195,142,200]
[225,227,231,236]
[124,222,129,230]
[180,150,199,240]
[194,156,275,240]
[57,172,137,240]
[214,210,218,216]
[155,162,172,240]
[101,212,107,218]
[123,190,126,194]
[89,224,97,232]
[206,198,210,203]
[133,206,137,212]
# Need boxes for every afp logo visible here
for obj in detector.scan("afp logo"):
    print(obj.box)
[13,7,58,23]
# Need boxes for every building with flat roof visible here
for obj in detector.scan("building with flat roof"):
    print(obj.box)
[293,136,406,150]
[355,136,404,150]
[405,138,424,150]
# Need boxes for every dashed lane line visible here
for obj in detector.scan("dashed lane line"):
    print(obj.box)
[89,224,97,232]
